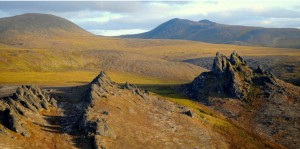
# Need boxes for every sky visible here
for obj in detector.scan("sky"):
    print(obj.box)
[0,0,299,36]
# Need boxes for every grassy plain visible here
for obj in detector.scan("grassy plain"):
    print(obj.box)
[1,36,299,86]
[0,71,187,86]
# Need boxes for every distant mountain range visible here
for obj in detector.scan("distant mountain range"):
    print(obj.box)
[122,18,300,49]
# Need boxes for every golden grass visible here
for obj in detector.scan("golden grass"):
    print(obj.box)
[106,71,186,85]
[0,71,185,86]
[3,36,300,60]
[1,35,299,86]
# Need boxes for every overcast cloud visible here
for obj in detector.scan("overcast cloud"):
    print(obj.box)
[0,1,299,36]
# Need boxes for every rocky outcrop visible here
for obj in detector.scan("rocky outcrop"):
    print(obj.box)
[0,85,57,137]
[79,71,160,149]
[80,71,117,149]
[184,51,300,148]
[79,70,227,149]
[184,51,278,102]
[123,82,149,98]
[86,71,115,104]
[0,107,29,137]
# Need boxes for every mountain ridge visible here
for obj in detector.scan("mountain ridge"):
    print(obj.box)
[122,18,300,48]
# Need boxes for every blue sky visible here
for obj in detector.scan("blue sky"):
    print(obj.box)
[0,1,299,36]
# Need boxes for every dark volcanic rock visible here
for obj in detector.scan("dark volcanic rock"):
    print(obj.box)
[184,51,277,102]
[0,85,56,137]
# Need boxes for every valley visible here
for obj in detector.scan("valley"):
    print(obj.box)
[0,13,299,149]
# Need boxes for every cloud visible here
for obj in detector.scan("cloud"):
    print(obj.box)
[0,1,143,13]
[68,11,127,24]
[89,29,148,36]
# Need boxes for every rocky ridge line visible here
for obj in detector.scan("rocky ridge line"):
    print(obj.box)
[80,71,130,149]
[80,71,197,148]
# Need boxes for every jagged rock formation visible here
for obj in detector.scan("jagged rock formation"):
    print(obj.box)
[80,71,156,148]
[0,85,57,137]
[86,71,116,104]
[183,51,300,148]
[80,71,117,148]
[79,71,228,149]
[123,82,150,98]
[185,51,277,102]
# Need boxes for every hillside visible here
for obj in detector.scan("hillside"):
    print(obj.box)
[0,71,283,148]
[183,51,300,148]
[0,13,299,86]
[122,18,300,48]
[0,13,92,45]
[0,13,299,149]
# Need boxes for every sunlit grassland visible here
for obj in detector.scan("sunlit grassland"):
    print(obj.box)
[3,36,300,60]
[0,71,186,86]
[1,36,299,86]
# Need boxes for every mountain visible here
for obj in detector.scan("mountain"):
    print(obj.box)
[182,51,300,148]
[122,18,300,48]
[0,13,92,42]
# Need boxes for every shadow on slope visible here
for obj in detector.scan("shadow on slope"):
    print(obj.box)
[137,84,184,99]
[39,85,93,148]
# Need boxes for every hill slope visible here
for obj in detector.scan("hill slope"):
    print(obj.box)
[122,18,300,48]
[183,51,300,148]
[0,71,282,148]
[0,13,92,44]
[0,14,299,86]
